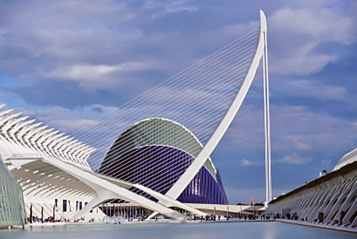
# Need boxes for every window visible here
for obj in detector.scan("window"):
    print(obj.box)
[63,200,67,212]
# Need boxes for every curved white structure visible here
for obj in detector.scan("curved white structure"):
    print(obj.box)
[0,11,270,222]
[333,148,357,171]
[0,106,201,221]
[166,10,269,200]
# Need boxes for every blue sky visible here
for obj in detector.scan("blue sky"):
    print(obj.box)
[0,0,356,203]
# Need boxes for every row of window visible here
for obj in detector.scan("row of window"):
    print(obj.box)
[54,199,89,212]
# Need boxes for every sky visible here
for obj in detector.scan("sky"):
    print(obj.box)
[0,0,356,204]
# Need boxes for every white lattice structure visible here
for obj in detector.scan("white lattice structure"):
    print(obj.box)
[0,104,95,169]
[0,104,99,220]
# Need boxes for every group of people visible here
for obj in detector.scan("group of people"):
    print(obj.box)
[285,212,299,220]
[191,214,266,221]
[27,216,88,223]
[203,215,223,221]
[191,215,226,221]
[27,216,71,223]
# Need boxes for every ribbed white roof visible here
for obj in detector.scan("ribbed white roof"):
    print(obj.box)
[0,105,96,168]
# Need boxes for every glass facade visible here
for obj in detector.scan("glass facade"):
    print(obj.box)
[102,145,228,204]
[0,160,26,226]
[99,118,228,204]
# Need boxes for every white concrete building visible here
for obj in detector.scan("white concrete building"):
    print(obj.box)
[268,148,357,227]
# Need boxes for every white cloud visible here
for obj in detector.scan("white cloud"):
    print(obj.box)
[270,105,357,154]
[49,0,132,19]
[0,0,144,80]
[221,5,356,76]
[241,159,251,166]
[268,7,356,75]
[44,61,154,90]
[224,21,259,37]
[240,158,263,167]
[144,1,198,18]
[223,102,357,166]
[274,152,308,164]
[270,7,354,44]
[273,51,338,75]
[286,80,347,101]
[285,135,313,150]
[15,104,117,133]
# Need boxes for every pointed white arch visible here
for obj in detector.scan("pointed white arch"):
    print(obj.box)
[165,10,268,200]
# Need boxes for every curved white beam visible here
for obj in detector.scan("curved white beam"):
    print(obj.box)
[42,155,187,221]
[166,11,267,199]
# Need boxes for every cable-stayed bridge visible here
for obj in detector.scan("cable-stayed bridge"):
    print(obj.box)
[0,11,271,222]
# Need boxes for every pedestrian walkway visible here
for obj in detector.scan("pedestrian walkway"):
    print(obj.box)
[276,219,357,234]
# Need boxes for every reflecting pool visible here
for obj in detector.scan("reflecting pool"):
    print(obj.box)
[0,222,355,239]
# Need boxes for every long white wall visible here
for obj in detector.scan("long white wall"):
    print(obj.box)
[268,162,357,227]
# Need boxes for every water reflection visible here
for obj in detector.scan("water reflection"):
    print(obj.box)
[0,222,356,239]
[262,222,277,239]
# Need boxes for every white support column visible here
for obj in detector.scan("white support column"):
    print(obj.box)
[72,195,104,220]
[344,199,357,225]
[262,10,272,205]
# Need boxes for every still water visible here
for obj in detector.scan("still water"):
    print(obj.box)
[0,222,355,239]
